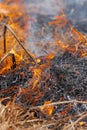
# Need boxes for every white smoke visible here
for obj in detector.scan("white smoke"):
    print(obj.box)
[25,0,87,57]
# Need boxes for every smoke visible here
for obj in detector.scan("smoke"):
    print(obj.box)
[24,0,87,57]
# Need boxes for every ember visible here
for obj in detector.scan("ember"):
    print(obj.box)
[0,0,87,130]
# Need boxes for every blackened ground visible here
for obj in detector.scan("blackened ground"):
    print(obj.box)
[0,51,87,117]
[14,52,87,116]
[51,51,87,100]
[50,51,87,114]
[0,63,32,98]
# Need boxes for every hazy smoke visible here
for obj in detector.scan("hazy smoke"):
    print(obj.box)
[24,0,87,56]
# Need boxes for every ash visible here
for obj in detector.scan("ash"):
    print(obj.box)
[0,63,32,98]
[50,51,87,114]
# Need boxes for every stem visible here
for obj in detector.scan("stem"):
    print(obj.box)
[0,53,16,69]
[3,26,7,53]
[0,22,37,64]
[10,53,16,69]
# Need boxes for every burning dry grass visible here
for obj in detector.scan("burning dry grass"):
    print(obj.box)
[0,99,87,130]
[0,1,87,130]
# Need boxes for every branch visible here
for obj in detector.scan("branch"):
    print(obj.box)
[0,22,37,65]
[30,100,87,110]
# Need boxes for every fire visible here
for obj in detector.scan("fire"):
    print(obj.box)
[32,68,42,89]
[49,13,67,28]
[0,1,87,126]
[40,101,54,116]
[0,1,28,49]
[46,53,55,60]
[49,12,87,57]
[0,0,29,74]
[10,49,24,61]
[0,48,25,74]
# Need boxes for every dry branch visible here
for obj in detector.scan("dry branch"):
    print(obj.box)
[0,52,16,69]
[3,25,7,53]
[30,100,87,110]
[63,112,87,130]
[0,22,37,65]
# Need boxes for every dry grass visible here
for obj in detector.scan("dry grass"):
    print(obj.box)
[0,99,87,130]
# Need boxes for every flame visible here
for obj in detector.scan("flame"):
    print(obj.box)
[0,1,28,45]
[49,13,67,28]
[0,1,87,121]
[46,53,55,60]
[49,12,87,57]
[10,49,24,61]
[0,0,29,73]
[0,48,24,74]
[40,101,54,116]
[32,68,42,89]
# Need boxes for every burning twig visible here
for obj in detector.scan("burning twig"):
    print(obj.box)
[0,52,16,69]
[0,22,37,64]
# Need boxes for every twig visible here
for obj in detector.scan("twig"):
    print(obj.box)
[0,52,16,69]
[30,100,87,110]
[0,97,10,102]
[72,112,87,127]
[0,22,37,64]
[3,25,7,53]
[0,53,10,64]
[37,122,56,130]
[10,53,16,69]
[16,119,43,125]
[69,119,75,130]
[63,111,87,130]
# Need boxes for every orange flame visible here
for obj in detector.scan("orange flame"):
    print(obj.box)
[49,12,87,57]
[40,101,54,116]
[0,0,29,73]
[49,13,67,28]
